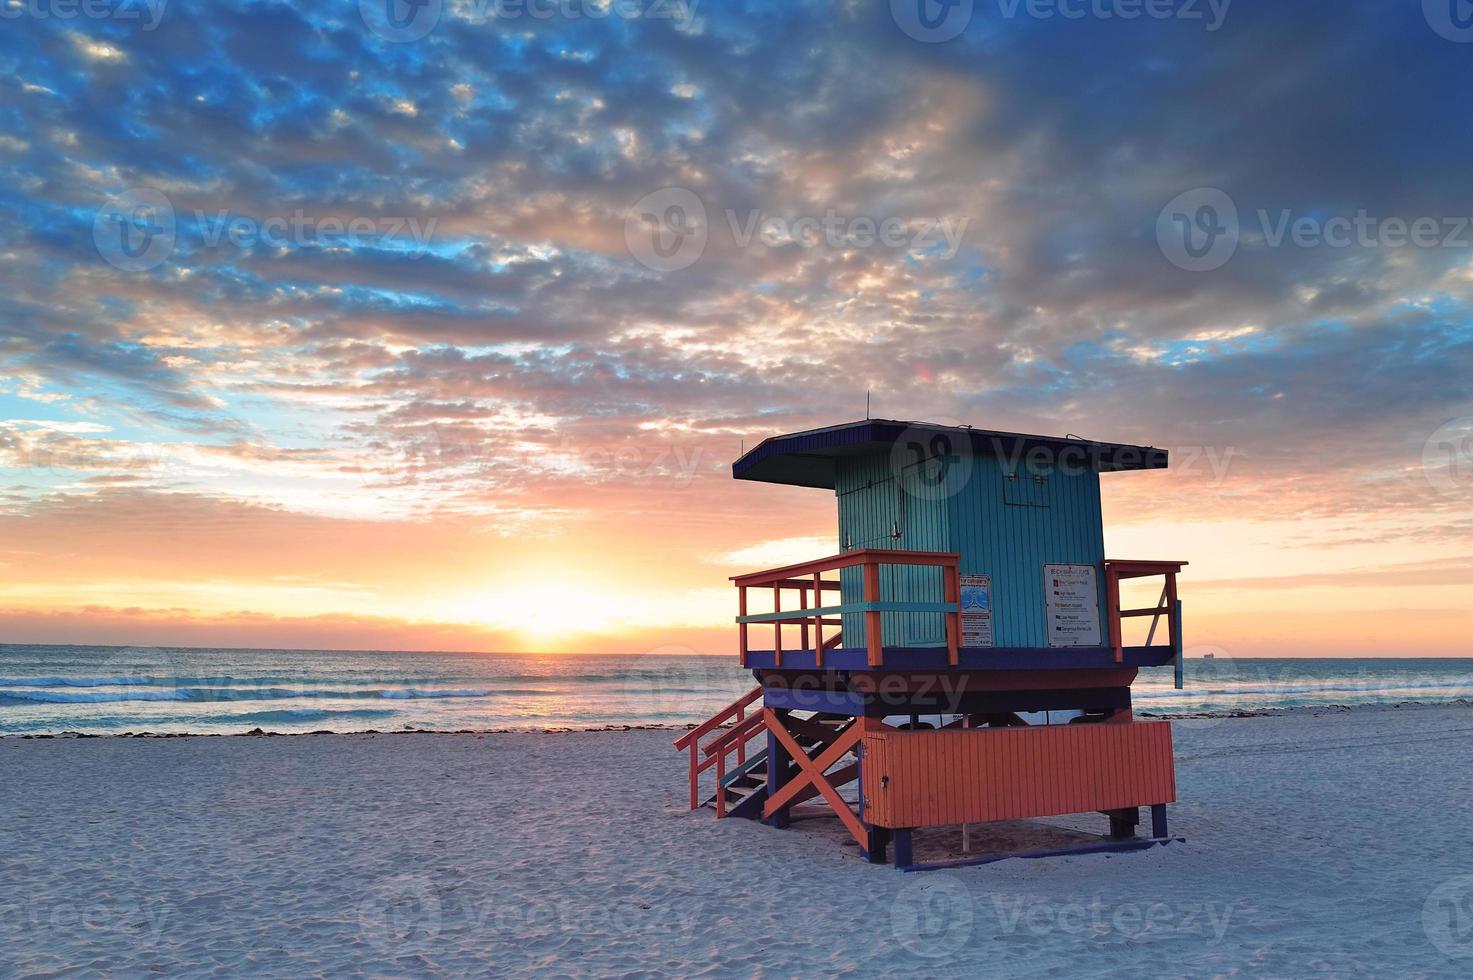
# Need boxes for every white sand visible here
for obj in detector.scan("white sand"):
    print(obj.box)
[3,705,1473,978]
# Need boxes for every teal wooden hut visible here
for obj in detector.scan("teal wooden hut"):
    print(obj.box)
[676,419,1188,869]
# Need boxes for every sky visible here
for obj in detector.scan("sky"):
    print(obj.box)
[0,0,1470,657]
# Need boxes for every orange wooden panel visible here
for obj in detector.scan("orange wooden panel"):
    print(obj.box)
[862,722,1176,829]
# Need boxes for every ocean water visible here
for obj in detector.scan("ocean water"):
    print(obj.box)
[0,645,1470,736]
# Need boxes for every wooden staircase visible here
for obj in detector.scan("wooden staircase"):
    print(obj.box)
[699,710,857,820]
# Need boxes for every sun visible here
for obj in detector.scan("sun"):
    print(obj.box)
[438,584,627,642]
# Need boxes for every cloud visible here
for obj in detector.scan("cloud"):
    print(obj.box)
[1,1,1470,649]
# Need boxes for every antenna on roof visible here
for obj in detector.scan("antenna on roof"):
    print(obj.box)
[866,390,871,419]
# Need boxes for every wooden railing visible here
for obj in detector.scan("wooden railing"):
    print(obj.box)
[673,685,763,810]
[732,550,961,668]
[704,712,766,817]
[1104,560,1188,666]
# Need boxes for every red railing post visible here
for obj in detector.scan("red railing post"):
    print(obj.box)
[1165,569,1179,654]
[772,584,782,667]
[738,586,748,667]
[799,584,810,653]
[1106,565,1124,662]
[735,703,746,765]
[864,559,883,667]
[688,743,699,810]
[715,752,727,817]
[812,571,824,667]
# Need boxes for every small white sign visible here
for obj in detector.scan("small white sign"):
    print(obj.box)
[1044,564,1102,648]
[959,573,993,648]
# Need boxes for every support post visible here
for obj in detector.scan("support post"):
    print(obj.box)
[765,709,791,829]
[1151,804,1168,840]
[893,828,914,869]
[866,826,890,864]
[1108,807,1139,840]
[1171,596,1184,691]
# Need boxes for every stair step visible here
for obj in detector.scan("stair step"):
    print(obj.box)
[718,748,770,787]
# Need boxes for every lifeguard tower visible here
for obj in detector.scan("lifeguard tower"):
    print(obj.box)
[674,419,1187,869]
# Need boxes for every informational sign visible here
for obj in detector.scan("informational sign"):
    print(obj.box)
[1044,564,1102,647]
[959,573,994,648]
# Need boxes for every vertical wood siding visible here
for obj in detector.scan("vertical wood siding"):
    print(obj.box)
[948,454,1106,648]
[834,455,950,647]
[835,449,1107,650]
[862,722,1176,828]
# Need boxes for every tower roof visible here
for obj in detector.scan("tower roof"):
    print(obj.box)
[732,418,1168,489]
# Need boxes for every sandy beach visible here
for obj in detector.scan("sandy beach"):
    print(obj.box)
[4,705,1472,978]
